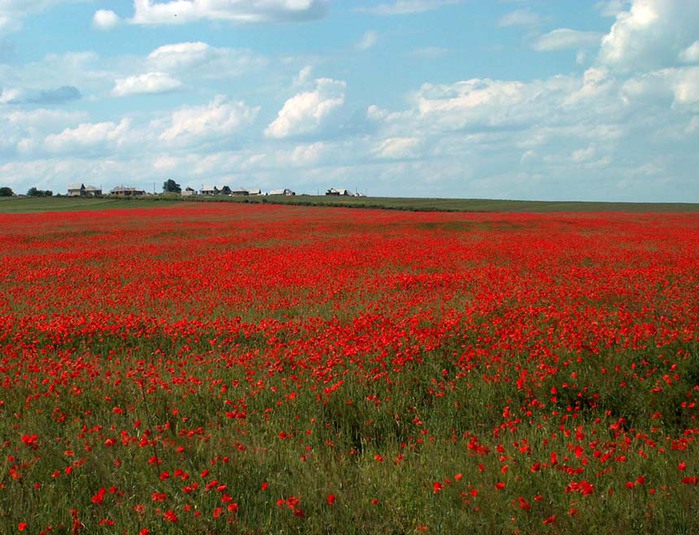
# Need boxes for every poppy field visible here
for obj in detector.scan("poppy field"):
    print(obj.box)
[1,203,698,534]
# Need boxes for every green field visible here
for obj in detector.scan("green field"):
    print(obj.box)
[1,194,698,214]
[0,196,180,214]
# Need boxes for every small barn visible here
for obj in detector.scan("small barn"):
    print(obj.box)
[84,185,102,197]
[268,188,295,196]
[67,183,85,197]
[110,186,145,196]
[326,188,354,196]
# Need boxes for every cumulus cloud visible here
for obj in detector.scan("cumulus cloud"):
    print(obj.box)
[599,0,699,71]
[373,136,421,159]
[147,41,266,77]
[0,88,22,104]
[1,107,87,156]
[410,78,547,130]
[679,41,699,63]
[130,0,328,25]
[290,142,325,165]
[112,72,182,96]
[93,9,120,30]
[44,118,131,153]
[533,29,603,52]
[147,41,211,69]
[265,78,346,139]
[159,95,259,143]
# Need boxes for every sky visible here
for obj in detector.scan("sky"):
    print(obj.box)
[1,0,698,202]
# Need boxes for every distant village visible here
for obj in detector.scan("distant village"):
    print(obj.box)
[65,183,366,198]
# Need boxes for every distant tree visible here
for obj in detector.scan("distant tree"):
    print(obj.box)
[163,179,182,193]
[0,186,14,197]
[27,187,53,197]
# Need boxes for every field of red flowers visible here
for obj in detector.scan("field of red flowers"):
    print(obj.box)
[1,203,698,533]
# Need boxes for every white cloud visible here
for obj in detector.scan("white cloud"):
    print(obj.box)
[147,41,266,77]
[159,95,259,143]
[599,0,699,71]
[1,107,88,155]
[0,88,22,104]
[44,118,131,153]
[148,41,211,69]
[360,0,463,16]
[293,66,314,88]
[290,142,325,165]
[571,144,597,163]
[92,9,120,30]
[533,29,603,52]
[620,67,699,108]
[373,136,421,159]
[4,52,107,98]
[411,78,543,130]
[498,8,542,27]
[356,30,378,51]
[265,78,345,139]
[112,72,183,96]
[130,0,328,25]
[671,67,699,105]
[679,41,699,63]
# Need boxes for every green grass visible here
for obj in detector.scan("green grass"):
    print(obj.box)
[0,196,179,214]
[1,194,698,214]
[238,195,699,213]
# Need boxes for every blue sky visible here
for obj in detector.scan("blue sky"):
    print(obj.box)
[1,0,698,202]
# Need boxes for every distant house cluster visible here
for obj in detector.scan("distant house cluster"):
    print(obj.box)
[111,186,147,196]
[198,186,292,197]
[326,188,364,197]
[65,183,366,198]
[68,184,147,197]
[67,183,102,197]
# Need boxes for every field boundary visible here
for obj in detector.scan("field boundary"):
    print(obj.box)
[1,194,698,214]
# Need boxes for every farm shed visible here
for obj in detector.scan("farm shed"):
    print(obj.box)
[110,186,145,196]
[67,184,85,197]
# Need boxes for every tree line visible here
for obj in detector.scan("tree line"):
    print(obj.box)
[0,187,54,197]
[0,180,181,198]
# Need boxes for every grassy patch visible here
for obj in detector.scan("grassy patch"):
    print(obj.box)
[2,194,698,214]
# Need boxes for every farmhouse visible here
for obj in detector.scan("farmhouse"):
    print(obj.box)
[67,183,84,197]
[67,184,102,197]
[110,186,145,196]
[231,187,249,196]
[181,187,197,197]
[268,188,295,196]
[85,185,102,196]
[201,185,231,195]
[326,188,354,196]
